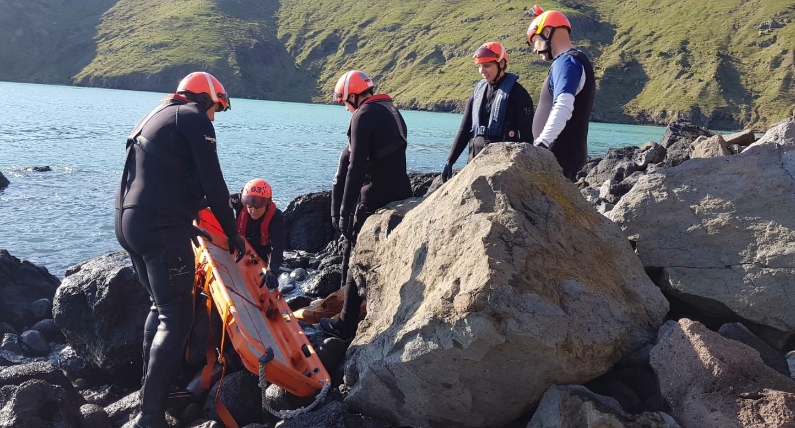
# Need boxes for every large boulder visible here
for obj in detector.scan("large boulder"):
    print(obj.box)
[343,143,669,428]
[53,252,150,386]
[689,134,731,158]
[0,250,60,330]
[651,319,795,427]
[584,146,641,188]
[608,120,795,348]
[0,362,86,428]
[283,191,336,253]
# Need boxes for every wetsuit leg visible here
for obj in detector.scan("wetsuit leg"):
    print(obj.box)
[118,207,195,427]
[338,205,374,328]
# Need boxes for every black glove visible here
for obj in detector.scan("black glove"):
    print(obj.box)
[442,163,453,183]
[331,214,340,232]
[339,215,354,240]
[259,271,279,290]
[189,226,212,247]
[227,234,246,263]
[229,193,241,207]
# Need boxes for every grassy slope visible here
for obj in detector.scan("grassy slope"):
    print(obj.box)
[73,0,314,101]
[0,0,117,83]
[0,0,792,127]
[594,0,795,128]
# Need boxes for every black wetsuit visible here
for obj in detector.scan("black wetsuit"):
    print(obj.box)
[114,94,237,426]
[331,94,412,328]
[447,74,535,164]
[231,194,285,273]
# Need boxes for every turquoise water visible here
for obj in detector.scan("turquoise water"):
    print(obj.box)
[0,82,666,276]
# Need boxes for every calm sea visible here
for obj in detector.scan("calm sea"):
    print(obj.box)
[0,81,666,276]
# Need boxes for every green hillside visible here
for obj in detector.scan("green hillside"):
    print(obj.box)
[0,0,793,129]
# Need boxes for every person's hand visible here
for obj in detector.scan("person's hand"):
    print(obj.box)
[339,215,354,240]
[227,234,246,263]
[533,139,549,149]
[189,225,212,247]
[331,214,340,232]
[259,270,279,289]
[229,193,241,207]
[441,163,453,183]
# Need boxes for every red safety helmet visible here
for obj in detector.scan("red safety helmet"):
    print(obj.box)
[242,179,272,209]
[472,42,508,64]
[526,10,572,44]
[333,70,374,103]
[177,72,231,112]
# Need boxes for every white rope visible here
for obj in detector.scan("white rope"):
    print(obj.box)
[258,360,331,419]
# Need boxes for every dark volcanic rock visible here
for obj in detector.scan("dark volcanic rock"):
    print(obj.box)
[0,362,86,427]
[0,170,8,189]
[283,191,336,253]
[31,318,65,343]
[407,172,438,197]
[0,249,60,330]
[277,400,395,428]
[301,266,342,298]
[657,119,714,169]
[204,371,263,426]
[585,146,641,188]
[26,297,53,326]
[53,252,150,387]
[19,330,50,357]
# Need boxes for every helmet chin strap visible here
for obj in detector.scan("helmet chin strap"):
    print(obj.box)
[536,27,557,58]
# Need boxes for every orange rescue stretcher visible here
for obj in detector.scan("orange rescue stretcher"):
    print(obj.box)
[191,208,329,417]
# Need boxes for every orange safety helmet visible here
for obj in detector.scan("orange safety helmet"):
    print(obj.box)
[333,70,374,103]
[526,10,572,43]
[242,178,272,209]
[177,71,231,112]
[472,42,508,64]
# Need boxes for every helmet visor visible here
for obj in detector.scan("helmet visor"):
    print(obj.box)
[473,46,502,61]
[217,92,231,111]
[242,194,270,209]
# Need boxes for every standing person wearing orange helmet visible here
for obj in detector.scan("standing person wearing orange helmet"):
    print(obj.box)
[441,42,535,182]
[526,8,596,181]
[115,71,246,428]
[320,70,412,340]
[229,178,285,289]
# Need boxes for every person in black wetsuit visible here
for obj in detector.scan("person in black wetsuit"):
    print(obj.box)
[114,71,246,428]
[320,70,412,340]
[441,42,535,182]
[229,178,284,289]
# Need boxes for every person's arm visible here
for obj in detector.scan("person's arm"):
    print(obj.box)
[534,56,585,149]
[181,104,238,238]
[446,94,474,165]
[513,85,535,143]
[340,109,373,219]
[267,209,285,273]
[229,192,243,219]
[331,145,350,226]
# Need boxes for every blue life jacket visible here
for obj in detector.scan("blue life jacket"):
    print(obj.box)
[470,73,519,139]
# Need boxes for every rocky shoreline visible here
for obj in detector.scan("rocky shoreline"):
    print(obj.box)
[2,115,795,427]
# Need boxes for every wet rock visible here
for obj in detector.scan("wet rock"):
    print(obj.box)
[407,172,438,197]
[344,143,668,428]
[204,370,263,426]
[283,251,311,269]
[180,403,204,426]
[0,362,86,427]
[19,330,50,357]
[690,134,731,158]
[31,318,65,343]
[286,295,312,312]
[290,268,309,282]
[26,297,53,325]
[0,249,60,330]
[651,319,795,427]
[283,191,335,253]
[718,322,790,376]
[276,400,395,428]
[28,166,52,172]
[527,385,680,428]
[0,170,8,189]
[279,281,296,294]
[609,121,795,348]
[300,266,341,297]
[80,403,111,428]
[1,333,22,355]
[54,251,150,387]
[0,323,15,336]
